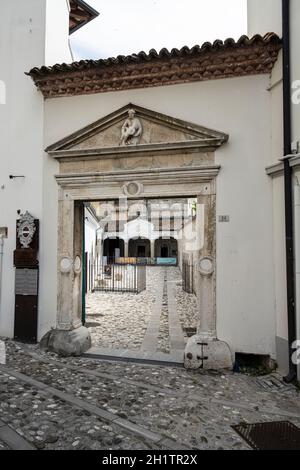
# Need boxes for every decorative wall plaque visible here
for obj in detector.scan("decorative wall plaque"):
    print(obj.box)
[17,212,36,248]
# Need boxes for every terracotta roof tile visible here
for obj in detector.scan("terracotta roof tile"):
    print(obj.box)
[27,33,281,98]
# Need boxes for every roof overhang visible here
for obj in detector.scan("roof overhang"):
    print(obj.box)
[69,0,99,35]
[28,33,281,99]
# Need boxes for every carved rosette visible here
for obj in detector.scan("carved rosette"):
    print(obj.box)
[17,212,36,249]
[122,181,144,197]
[198,256,215,276]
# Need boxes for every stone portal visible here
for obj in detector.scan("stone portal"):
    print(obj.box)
[41,104,232,369]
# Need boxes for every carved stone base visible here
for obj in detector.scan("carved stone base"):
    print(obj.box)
[40,326,91,357]
[184,335,233,370]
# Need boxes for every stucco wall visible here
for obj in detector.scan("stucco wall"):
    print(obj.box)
[43,74,277,357]
[269,52,283,163]
[248,0,300,375]
[0,0,46,338]
[248,0,300,148]
[294,168,300,377]
[0,0,72,339]
[247,0,282,36]
[290,1,300,148]
[45,0,73,65]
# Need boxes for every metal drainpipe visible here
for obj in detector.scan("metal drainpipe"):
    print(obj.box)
[295,176,300,331]
[282,0,297,382]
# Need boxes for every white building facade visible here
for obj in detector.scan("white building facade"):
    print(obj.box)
[248,0,300,378]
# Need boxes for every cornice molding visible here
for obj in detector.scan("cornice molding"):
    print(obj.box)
[55,165,221,187]
[266,154,300,177]
[49,139,224,161]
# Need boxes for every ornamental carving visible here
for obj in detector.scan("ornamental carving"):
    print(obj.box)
[120,109,143,146]
[17,212,36,249]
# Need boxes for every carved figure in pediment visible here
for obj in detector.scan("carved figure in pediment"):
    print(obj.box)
[120,109,143,146]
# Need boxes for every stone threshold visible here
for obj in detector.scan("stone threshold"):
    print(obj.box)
[84,347,184,367]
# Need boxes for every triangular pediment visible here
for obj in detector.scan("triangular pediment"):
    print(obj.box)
[46,104,228,157]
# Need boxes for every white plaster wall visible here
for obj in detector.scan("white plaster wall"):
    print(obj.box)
[272,175,288,338]
[294,169,300,378]
[269,52,283,163]
[44,75,276,357]
[247,0,300,146]
[247,0,300,373]
[38,152,59,338]
[0,0,72,340]
[247,0,282,36]
[0,0,46,338]
[290,1,300,147]
[85,215,98,292]
[45,0,73,65]
[290,1,300,379]
[39,0,73,338]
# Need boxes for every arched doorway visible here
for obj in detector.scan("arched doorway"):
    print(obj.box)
[154,237,178,258]
[129,237,150,258]
[103,237,124,259]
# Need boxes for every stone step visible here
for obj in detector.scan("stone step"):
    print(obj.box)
[84,346,184,367]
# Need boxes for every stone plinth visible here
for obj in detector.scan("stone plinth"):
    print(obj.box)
[184,335,233,370]
[40,326,91,357]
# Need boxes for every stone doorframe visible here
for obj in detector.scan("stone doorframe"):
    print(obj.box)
[40,104,232,368]
[44,166,232,368]
[56,167,216,331]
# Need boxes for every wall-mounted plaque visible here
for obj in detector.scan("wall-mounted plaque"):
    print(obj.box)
[14,215,39,268]
[17,212,36,248]
[15,269,38,296]
[14,213,39,343]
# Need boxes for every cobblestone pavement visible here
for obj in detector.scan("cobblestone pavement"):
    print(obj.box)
[0,339,300,450]
[86,266,198,353]
[0,440,9,450]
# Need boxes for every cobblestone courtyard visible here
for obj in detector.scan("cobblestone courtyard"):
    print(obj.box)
[0,339,300,450]
[86,267,198,355]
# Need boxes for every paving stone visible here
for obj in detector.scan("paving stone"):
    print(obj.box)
[0,425,36,450]
[1,339,300,450]
[86,266,198,354]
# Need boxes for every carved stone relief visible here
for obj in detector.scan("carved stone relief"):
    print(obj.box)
[120,109,143,146]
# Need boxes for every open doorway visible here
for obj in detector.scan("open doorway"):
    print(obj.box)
[83,197,199,361]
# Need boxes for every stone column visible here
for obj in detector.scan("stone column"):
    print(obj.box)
[40,194,91,356]
[184,181,232,370]
[124,240,129,258]
[195,186,216,337]
[57,196,76,330]
[150,239,155,259]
